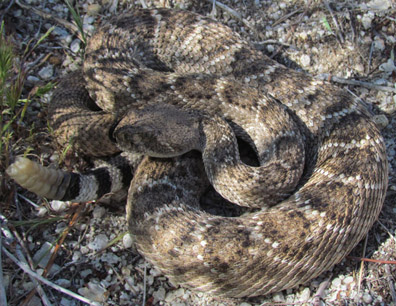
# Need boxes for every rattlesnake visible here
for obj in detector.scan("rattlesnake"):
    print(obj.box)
[6,9,388,298]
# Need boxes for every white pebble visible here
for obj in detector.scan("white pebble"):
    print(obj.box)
[55,279,71,288]
[77,281,107,303]
[299,287,311,300]
[51,200,69,212]
[379,58,396,72]
[331,277,342,287]
[27,75,40,84]
[38,65,54,80]
[80,269,92,278]
[343,276,354,284]
[361,12,374,29]
[88,234,109,251]
[70,39,81,53]
[272,291,285,302]
[153,287,166,303]
[362,292,373,304]
[300,54,311,67]
[123,233,134,248]
[60,297,73,306]
[92,205,106,218]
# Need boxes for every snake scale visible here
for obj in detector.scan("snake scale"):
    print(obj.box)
[7,9,388,298]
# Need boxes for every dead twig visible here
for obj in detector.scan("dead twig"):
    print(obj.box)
[0,0,16,25]
[357,234,369,296]
[385,265,396,303]
[0,217,8,306]
[313,276,331,306]
[24,203,86,304]
[323,1,345,44]
[348,256,396,264]
[2,246,102,306]
[208,0,255,33]
[1,214,51,306]
[316,73,396,93]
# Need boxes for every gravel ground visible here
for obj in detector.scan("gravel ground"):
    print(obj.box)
[1,0,396,305]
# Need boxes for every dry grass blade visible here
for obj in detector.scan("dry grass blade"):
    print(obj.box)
[2,246,101,306]
[0,219,7,306]
[22,202,87,305]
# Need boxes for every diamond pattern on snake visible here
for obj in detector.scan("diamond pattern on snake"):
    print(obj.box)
[6,9,388,298]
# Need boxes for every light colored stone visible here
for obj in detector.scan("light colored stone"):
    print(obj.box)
[153,287,166,303]
[92,205,106,219]
[343,276,354,284]
[88,234,109,251]
[362,292,373,304]
[373,114,389,129]
[38,65,54,80]
[300,54,311,67]
[70,39,81,53]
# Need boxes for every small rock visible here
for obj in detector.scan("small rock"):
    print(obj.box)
[38,65,54,80]
[70,39,81,53]
[51,200,69,212]
[80,269,92,278]
[343,276,354,284]
[88,234,109,251]
[165,288,185,302]
[26,75,40,84]
[13,9,22,17]
[299,287,311,300]
[373,37,385,51]
[123,233,134,248]
[92,205,106,219]
[331,277,342,287]
[240,303,252,306]
[36,206,48,217]
[60,297,74,306]
[272,291,285,302]
[300,54,311,67]
[55,222,67,233]
[361,12,374,30]
[153,287,166,303]
[373,114,389,129]
[379,58,396,72]
[100,253,120,264]
[56,278,71,288]
[33,242,60,273]
[78,281,107,303]
[87,3,101,16]
[362,292,373,304]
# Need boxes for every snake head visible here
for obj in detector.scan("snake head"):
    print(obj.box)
[114,105,201,158]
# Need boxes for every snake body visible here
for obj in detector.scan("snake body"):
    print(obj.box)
[7,9,388,298]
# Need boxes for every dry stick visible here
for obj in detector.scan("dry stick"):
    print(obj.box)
[23,203,86,305]
[0,220,7,306]
[0,0,16,24]
[4,219,52,306]
[348,256,396,264]
[316,73,396,93]
[312,275,331,306]
[385,265,396,303]
[357,234,369,296]
[208,0,255,32]
[272,8,303,27]
[142,262,147,306]
[323,1,344,44]
[2,246,101,306]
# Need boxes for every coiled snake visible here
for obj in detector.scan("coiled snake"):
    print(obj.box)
[7,9,388,297]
